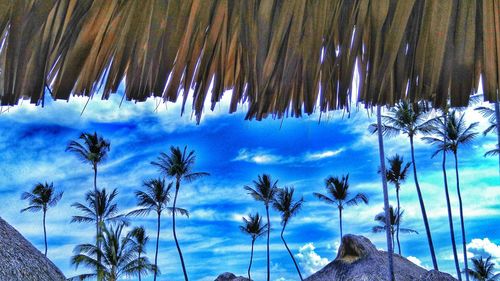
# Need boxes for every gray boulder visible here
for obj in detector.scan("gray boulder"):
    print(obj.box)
[305,235,457,281]
[214,272,250,281]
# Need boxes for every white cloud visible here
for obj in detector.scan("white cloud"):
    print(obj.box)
[467,238,500,265]
[233,148,283,164]
[407,256,427,269]
[295,243,329,274]
[304,148,344,161]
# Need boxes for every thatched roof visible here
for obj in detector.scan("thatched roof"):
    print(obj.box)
[1,1,499,121]
[0,217,66,281]
[305,235,456,281]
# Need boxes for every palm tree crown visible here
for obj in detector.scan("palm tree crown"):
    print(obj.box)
[66,132,111,169]
[70,223,155,281]
[21,182,63,213]
[244,174,278,207]
[466,256,500,281]
[71,188,126,226]
[386,155,411,188]
[372,206,418,236]
[375,101,435,137]
[424,110,479,156]
[240,213,267,240]
[151,146,209,183]
[127,226,156,281]
[314,174,368,210]
[273,187,304,226]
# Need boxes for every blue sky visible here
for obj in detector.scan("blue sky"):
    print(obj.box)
[0,91,499,281]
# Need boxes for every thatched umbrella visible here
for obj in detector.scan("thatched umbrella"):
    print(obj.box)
[1,1,499,280]
[0,216,66,281]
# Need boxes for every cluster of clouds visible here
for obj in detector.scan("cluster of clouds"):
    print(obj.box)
[233,147,345,165]
[295,243,330,274]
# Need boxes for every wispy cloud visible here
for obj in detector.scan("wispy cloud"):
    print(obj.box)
[233,147,345,165]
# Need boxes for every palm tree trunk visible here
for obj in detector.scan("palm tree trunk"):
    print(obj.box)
[153,212,161,281]
[338,206,343,241]
[43,209,47,256]
[410,135,439,270]
[248,238,255,281]
[454,152,470,281]
[442,114,462,281]
[495,98,500,175]
[93,164,102,281]
[138,251,142,281]
[173,181,189,281]
[395,187,401,256]
[377,106,395,281]
[265,204,271,281]
[281,223,303,281]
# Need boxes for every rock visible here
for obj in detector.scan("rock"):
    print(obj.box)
[305,234,457,281]
[214,272,250,281]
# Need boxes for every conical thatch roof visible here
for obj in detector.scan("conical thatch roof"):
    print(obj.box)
[0,217,66,281]
[0,1,499,121]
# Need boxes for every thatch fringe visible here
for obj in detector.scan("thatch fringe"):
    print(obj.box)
[0,0,499,121]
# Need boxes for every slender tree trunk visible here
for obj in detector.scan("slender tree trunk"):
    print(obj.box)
[265,204,271,281]
[454,152,470,281]
[138,251,142,281]
[173,181,189,281]
[248,238,255,281]
[442,114,462,280]
[43,209,47,256]
[495,98,500,175]
[281,223,303,281]
[338,206,343,242]
[93,164,102,281]
[410,135,439,270]
[396,187,401,256]
[377,106,395,281]
[153,212,161,281]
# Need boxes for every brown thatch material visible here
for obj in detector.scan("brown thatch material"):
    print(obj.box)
[214,272,250,281]
[0,1,499,121]
[305,234,456,281]
[0,217,66,281]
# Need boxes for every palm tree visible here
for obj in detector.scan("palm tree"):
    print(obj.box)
[128,178,188,281]
[424,110,479,281]
[127,226,155,281]
[374,101,439,270]
[67,131,110,277]
[69,223,155,281]
[240,213,267,281]
[385,154,411,255]
[313,174,368,242]
[151,146,208,281]
[244,174,278,281]
[273,187,305,281]
[20,182,63,256]
[466,256,500,281]
[372,206,418,248]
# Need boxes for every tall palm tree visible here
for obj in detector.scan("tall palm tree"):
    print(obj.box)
[424,110,479,281]
[376,105,396,281]
[385,154,411,255]
[313,174,368,242]
[374,101,439,270]
[20,182,63,256]
[466,256,500,281]
[240,213,267,281]
[372,205,418,248]
[67,131,110,278]
[69,223,155,281]
[151,146,208,281]
[127,226,154,281]
[273,187,304,281]
[244,174,278,281]
[128,178,188,281]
